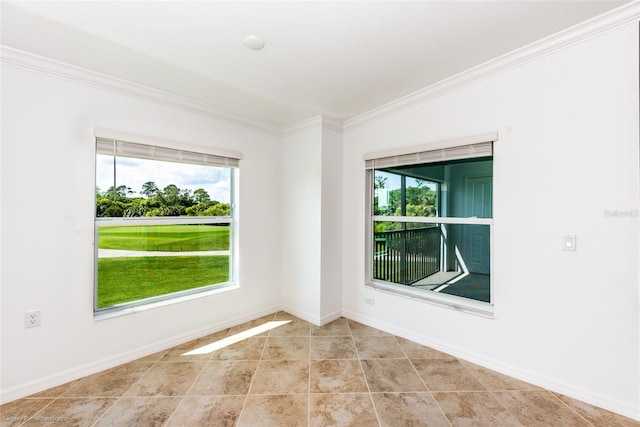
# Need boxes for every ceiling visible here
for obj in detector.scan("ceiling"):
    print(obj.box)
[1,1,630,128]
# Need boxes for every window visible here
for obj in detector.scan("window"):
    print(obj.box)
[94,130,240,314]
[365,134,495,315]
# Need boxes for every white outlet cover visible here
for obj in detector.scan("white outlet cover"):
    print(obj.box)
[25,310,41,328]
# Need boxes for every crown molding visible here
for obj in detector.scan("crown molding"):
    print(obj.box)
[282,114,344,135]
[4,1,637,135]
[320,115,345,133]
[281,115,323,135]
[0,45,282,135]
[345,1,640,129]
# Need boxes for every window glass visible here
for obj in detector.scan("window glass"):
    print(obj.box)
[95,141,235,313]
[374,171,438,217]
[370,157,492,305]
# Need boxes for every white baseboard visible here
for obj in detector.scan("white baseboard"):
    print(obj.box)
[340,309,640,421]
[0,305,281,404]
[279,304,321,326]
[319,309,343,326]
[278,305,343,327]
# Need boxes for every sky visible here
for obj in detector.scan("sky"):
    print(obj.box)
[375,170,437,192]
[96,155,231,203]
[375,170,437,209]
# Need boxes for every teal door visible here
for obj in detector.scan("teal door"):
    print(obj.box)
[462,176,492,274]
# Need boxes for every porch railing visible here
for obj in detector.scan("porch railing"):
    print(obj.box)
[374,226,440,285]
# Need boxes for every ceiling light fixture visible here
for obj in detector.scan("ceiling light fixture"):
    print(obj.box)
[243,35,265,51]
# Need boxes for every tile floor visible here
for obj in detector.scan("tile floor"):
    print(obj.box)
[2,312,639,426]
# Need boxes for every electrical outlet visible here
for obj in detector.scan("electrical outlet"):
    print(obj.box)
[25,310,41,328]
[365,297,375,305]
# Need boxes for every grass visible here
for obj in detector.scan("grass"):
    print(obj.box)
[97,255,229,308]
[97,224,231,309]
[98,224,229,252]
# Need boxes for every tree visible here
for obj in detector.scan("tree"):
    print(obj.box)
[104,185,134,202]
[374,175,388,190]
[179,189,194,207]
[193,188,211,204]
[141,181,159,198]
[97,181,228,218]
[103,202,125,217]
[392,184,437,217]
[161,184,180,205]
[199,203,231,216]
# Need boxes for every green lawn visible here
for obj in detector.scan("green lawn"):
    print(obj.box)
[98,224,229,252]
[97,255,229,308]
[96,224,231,309]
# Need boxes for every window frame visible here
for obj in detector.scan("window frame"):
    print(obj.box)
[364,133,496,318]
[93,129,241,317]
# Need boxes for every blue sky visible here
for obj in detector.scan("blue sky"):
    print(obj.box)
[375,170,437,192]
[96,155,231,203]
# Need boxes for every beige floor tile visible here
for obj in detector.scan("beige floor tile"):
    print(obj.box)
[210,336,266,360]
[310,393,378,427]
[310,318,351,336]
[188,360,257,396]
[8,313,633,427]
[433,391,524,426]
[125,362,205,396]
[226,314,277,337]
[237,394,308,427]
[371,392,450,427]
[268,319,311,337]
[361,359,427,392]
[395,337,456,360]
[161,332,227,362]
[554,393,640,427]
[353,336,405,359]
[23,380,80,399]
[412,358,486,391]
[159,349,211,362]
[93,396,181,427]
[26,380,81,399]
[132,349,168,363]
[250,360,309,395]
[200,329,231,341]
[310,360,369,393]
[262,336,309,360]
[0,399,54,426]
[22,397,116,427]
[347,320,391,336]
[273,311,299,320]
[166,395,245,427]
[310,336,357,360]
[493,390,592,427]
[459,359,541,391]
[62,363,153,397]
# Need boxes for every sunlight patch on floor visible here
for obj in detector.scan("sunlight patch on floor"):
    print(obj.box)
[182,320,291,355]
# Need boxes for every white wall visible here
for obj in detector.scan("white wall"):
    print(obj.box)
[320,127,343,322]
[0,64,283,401]
[281,120,343,324]
[281,126,323,321]
[342,23,639,419]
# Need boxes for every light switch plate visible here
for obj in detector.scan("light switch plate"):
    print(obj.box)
[563,235,576,251]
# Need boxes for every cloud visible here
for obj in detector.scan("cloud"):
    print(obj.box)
[96,155,231,203]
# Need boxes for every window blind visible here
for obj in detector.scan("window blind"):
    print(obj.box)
[364,133,496,170]
[96,138,240,168]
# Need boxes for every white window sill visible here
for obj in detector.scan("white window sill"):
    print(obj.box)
[94,283,238,321]
[366,280,494,318]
